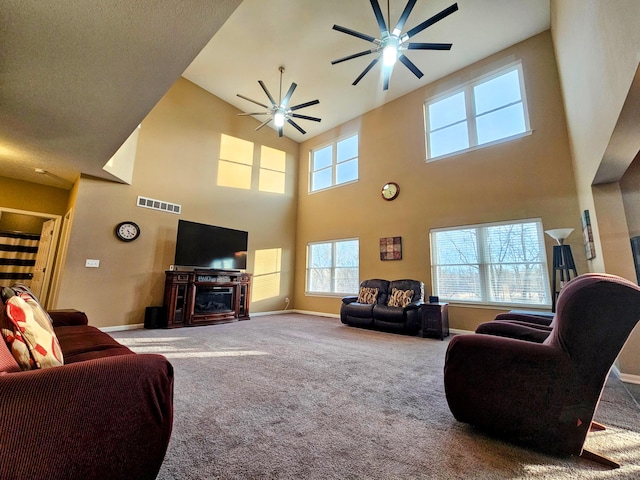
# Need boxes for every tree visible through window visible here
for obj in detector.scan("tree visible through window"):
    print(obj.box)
[430,219,550,306]
[425,62,530,160]
[310,134,358,192]
[306,239,359,295]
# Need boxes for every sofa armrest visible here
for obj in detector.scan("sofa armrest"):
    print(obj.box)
[493,312,554,326]
[405,301,424,310]
[341,296,358,305]
[0,354,173,480]
[48,309,89,327]
[476,320,552,343]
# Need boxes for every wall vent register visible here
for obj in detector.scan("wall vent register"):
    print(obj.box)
[137,196,182,215]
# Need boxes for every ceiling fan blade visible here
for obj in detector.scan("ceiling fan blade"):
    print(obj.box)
[370,0,389,37]
[290,99,319,111]
[332,24,377,44]
[398,54,424,79]
[405,3,458,39]
[394,0,418,34]
[353,57,380,86]
[407,42,452,50]
[331,49,377,65]
[287,119,307,135]
[291,113,322,123]
[255,117,272,131]
[236,94,270,109]
[282,82,297,107]
[258,80,277,106]
[383,68,391,91]
[238,112,270,116]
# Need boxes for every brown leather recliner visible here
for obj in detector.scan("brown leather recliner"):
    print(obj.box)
[444,273,640,467]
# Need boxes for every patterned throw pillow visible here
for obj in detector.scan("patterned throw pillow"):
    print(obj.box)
[387,288,415,308]
[0,292,63,370]
[357,287,379,304]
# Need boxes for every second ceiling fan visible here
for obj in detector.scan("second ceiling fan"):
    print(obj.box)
[332,0,458,90]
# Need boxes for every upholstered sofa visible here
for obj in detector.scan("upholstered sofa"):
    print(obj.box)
[0,285,174,480]
[340,279,424,333]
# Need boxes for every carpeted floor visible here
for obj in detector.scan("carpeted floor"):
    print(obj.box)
[112,313,640,479]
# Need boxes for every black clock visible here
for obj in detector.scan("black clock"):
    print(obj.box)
[115,221,140,242]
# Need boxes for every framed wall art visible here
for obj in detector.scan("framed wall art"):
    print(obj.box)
[380,236,402,261]
[582,210,596,260]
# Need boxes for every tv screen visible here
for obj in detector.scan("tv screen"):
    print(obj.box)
[174,220,248,271]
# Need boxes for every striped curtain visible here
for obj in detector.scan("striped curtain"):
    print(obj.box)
[0,231,40,285]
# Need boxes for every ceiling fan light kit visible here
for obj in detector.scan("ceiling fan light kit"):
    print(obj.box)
[237,1,457,137]
[331,0,458,90]
[236,66,321,138]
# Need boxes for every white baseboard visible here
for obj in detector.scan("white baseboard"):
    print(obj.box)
[288,309,340,319]
[100,323,144,332]
[450,328,473,335]
[618,372,640,385]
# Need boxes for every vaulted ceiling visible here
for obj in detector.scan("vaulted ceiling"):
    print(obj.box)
[0,0,549,189]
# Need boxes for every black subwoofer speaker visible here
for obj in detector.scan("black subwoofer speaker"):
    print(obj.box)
[145,306,166,329]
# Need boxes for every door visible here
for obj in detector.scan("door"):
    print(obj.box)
[29,219,55,301]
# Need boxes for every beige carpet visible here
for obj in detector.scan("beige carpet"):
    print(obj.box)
[112,313,640,479]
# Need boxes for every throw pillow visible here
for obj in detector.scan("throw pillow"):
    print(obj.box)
[387,288,415,308]
[1,293,64,370]
[357,287,379,304]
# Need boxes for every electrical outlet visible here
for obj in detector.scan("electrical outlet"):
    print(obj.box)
[85,259,100,268]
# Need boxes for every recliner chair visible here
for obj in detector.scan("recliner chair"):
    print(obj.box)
[444,273,640,467]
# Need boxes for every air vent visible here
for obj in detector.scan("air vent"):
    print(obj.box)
[137,196,181,214]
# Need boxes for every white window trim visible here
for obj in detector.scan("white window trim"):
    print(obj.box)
[305,237,359,297]
[424,60,532,162]
[308,133,359,193]
[430,218,551,308]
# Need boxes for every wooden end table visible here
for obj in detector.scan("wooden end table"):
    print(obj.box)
[419,302,449,340]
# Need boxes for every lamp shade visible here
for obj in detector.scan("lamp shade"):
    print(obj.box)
[545,228,574,245]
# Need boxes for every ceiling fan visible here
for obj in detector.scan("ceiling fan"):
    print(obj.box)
[331,0,458,90]
[237,66,321,137]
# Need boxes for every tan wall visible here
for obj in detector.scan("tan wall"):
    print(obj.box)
[621,154,640,239]
[56,77,299,328]
[295,31,583,332]
[0,176,70,216]
[551,0,640,378]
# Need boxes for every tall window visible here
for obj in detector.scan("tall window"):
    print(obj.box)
[425,62,530,160]
[430,219,550,307]
[310,134,358,192]
[306,239,359,295]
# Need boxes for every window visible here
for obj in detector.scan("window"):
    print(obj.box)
[306,239,359,295]
[430,219,550,307]
[425,62,530,160]
[310,134,358,192]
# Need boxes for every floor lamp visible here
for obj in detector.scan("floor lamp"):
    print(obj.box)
[546,228,578,312]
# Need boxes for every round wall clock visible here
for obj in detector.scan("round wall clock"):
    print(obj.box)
[115,221,140,242]
[381,182,400,201]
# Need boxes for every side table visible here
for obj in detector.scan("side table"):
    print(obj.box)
[419,302,449,340]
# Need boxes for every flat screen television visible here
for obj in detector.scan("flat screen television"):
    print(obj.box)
[174,220,248,271]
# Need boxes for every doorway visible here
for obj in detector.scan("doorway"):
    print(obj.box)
[0,207,62,308]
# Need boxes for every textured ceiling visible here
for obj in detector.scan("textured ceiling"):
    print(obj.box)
[0,0,549,190]
[0,0,243,188]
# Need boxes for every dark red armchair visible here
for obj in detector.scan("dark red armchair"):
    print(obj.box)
[444,273,640,466]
